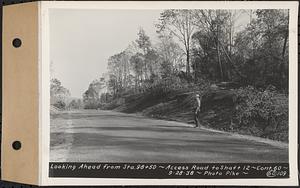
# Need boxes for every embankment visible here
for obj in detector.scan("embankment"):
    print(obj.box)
[102,85,288,142]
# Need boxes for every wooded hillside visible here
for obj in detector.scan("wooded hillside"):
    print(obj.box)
[81,9,289,142]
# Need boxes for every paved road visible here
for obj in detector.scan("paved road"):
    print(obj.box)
[50,110,288,162]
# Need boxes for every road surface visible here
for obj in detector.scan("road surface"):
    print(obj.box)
[50,110,288,162]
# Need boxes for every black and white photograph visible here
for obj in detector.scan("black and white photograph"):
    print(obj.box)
[46,1,297,182]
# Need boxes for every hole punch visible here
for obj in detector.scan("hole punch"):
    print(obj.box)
[12,141,21,150]
[12,38,22,48]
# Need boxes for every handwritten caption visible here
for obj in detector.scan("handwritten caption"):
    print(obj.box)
[49,163,289,178]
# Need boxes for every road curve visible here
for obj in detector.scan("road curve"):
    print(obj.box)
[50,110,288,162]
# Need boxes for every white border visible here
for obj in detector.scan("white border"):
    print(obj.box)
[39,1,299,186]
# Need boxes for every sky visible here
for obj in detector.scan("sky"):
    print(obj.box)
[50,9,249,98]
[50,9,162,98]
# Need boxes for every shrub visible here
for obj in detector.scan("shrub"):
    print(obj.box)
[53,101,66,110]
[234,86,288,141]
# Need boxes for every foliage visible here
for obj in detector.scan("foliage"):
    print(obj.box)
[83,78,106,109]
[53,100,66,110]
[50,78,70,110]
[191,9,288,91]
[84,9,289,141]
[157,35,185,77]
[234,10,289,90]
[68,99,83,109]
[156,9,195,76]
[234,86,288,140]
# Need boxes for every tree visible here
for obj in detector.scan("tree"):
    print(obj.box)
[107,50,132,96]
[234,9,289,90]
[83,86,99,109]
[89,78,106,96]
[106,29,161,97]
[136,28,151,55]
[191,31,220,81]
[82,78,107,109]
[50,78,71,110]
[130,53,144,91]
[193,10,245,81]
[156,10,195,77]
[144,48,160,83]
[68,99,83,109]
[156,34,185,77]
[135,28,159,81]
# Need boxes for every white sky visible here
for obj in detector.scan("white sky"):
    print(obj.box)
[50,9,249,98]
[50,9,162,98]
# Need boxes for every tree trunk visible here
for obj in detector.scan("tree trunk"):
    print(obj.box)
[282,29,288,59]
[229,11,233,56]
[229,29,232,55]
[135,76,138,93]
[194,60,197,83]
[186,49,190,77]
[216,22,223,81]
[217,42,223,81]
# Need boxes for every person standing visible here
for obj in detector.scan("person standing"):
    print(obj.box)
[194,94,202,128]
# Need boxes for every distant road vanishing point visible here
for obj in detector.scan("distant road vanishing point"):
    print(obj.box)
[50,110,288,163]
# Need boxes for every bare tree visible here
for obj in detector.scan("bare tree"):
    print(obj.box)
[156,10,195,77]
